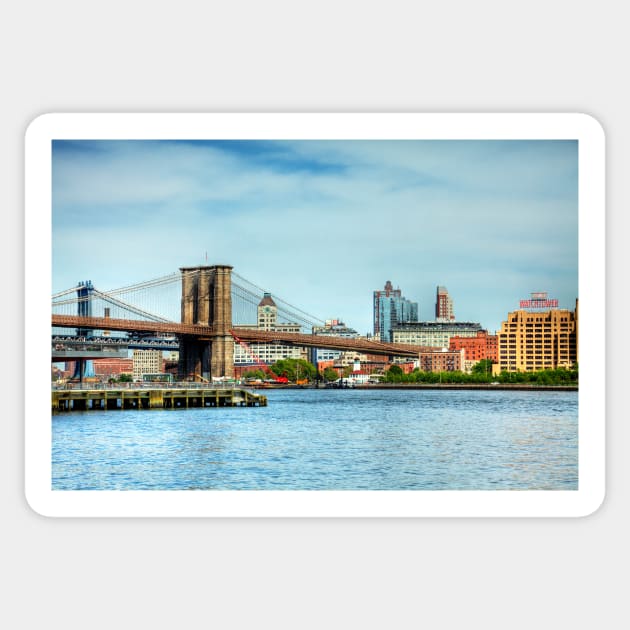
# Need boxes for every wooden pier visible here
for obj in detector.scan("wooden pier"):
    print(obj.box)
[52,387,268,412]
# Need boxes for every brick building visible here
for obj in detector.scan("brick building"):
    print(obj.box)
[418,349,465,372]
[435,286,455,321]
[91,358,133,378]
[449,330,498,363]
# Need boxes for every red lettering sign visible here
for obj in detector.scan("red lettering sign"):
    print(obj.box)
[519,299,559,309]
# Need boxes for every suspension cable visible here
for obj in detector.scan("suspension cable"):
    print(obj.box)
[232,272,325,327]
[52,269,328,329]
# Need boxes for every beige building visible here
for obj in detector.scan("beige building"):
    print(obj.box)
[493,300,578,373]
[234,293,307,366]
[334,350,370,368]
[132,349,163,380]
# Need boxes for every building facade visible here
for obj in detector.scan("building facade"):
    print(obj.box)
[132,349,162,381]
[449,330,498,363]
[310,319,360,365]
[417,349,465,372]
[392,321,484,348]
[233,293,307,367]
[93,358,134,377]
[494,300,578,373]
[435,286,455,321]
[373,280,418,342]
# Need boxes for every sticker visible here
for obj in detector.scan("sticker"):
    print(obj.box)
[26,113,605,516]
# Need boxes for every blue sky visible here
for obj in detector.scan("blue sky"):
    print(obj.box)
[52,139,578,335]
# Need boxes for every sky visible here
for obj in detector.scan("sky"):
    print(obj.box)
[52,139,578,335]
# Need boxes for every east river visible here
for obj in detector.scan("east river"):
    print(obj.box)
[52,388,578,491]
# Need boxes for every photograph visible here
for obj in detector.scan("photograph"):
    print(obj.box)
[26,113,604,516]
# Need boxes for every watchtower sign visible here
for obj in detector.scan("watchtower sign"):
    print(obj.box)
[519,292,559,309]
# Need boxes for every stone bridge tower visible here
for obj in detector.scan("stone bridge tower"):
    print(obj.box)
[178,265,234,380]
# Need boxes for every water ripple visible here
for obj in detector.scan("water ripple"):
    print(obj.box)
[52,389,578,490]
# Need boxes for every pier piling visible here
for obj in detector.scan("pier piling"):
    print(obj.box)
[52,387,267,412]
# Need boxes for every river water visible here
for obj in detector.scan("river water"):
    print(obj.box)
[52,388,578,490]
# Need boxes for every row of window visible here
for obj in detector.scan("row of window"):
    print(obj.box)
[502,333,572,338]
[500,343,570,351]
[504,324,573,329]
[501,348,569,356]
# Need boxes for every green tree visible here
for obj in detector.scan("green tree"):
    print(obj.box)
[322,367,339,382]
[471,359,494,380]
[118,373,133,382]
[243,369,266,380]
[270,358,317,382]
[384,364,404,382]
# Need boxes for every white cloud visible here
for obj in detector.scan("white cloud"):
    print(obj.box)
[52,139,578,336]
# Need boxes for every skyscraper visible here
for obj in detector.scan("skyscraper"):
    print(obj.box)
[373,281,418,342]
[435,286,455,321]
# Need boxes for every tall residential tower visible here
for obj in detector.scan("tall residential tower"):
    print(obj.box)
[373,281,418,342]
[435,286,455,321]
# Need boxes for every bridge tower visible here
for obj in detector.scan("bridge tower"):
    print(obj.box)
[71,281,96,382]
[178,265,234,380]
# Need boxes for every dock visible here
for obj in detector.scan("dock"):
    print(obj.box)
[52,387,268,411]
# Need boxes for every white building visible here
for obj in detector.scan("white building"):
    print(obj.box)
[341,371,371,386]
[392,321,484,348]
[234,293,307,367]
[310,319,360,364]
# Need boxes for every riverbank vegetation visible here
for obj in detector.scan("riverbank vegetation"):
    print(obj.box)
[382,361,578,386]
[243,358,578,387]
[242,358,317,382]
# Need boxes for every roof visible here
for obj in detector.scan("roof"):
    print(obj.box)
[393,321,483,331]
[258,292,277,307]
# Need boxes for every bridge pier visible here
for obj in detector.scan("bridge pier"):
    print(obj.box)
[178,265,234,380]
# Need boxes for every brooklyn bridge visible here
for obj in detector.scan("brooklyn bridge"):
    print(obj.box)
[52,264,432,379]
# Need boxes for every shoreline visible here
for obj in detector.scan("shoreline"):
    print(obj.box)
[251,383,578,392]
[353,383,577,391]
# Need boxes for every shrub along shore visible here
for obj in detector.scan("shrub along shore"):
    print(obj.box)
[355,382,577,391]
[379,362,578,387]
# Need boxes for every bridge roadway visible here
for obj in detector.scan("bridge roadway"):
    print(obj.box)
[51,334,180,361]
[53,334,180,350]
[52,314,430,358]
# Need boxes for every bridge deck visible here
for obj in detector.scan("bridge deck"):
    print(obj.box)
[52,315,431,357]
